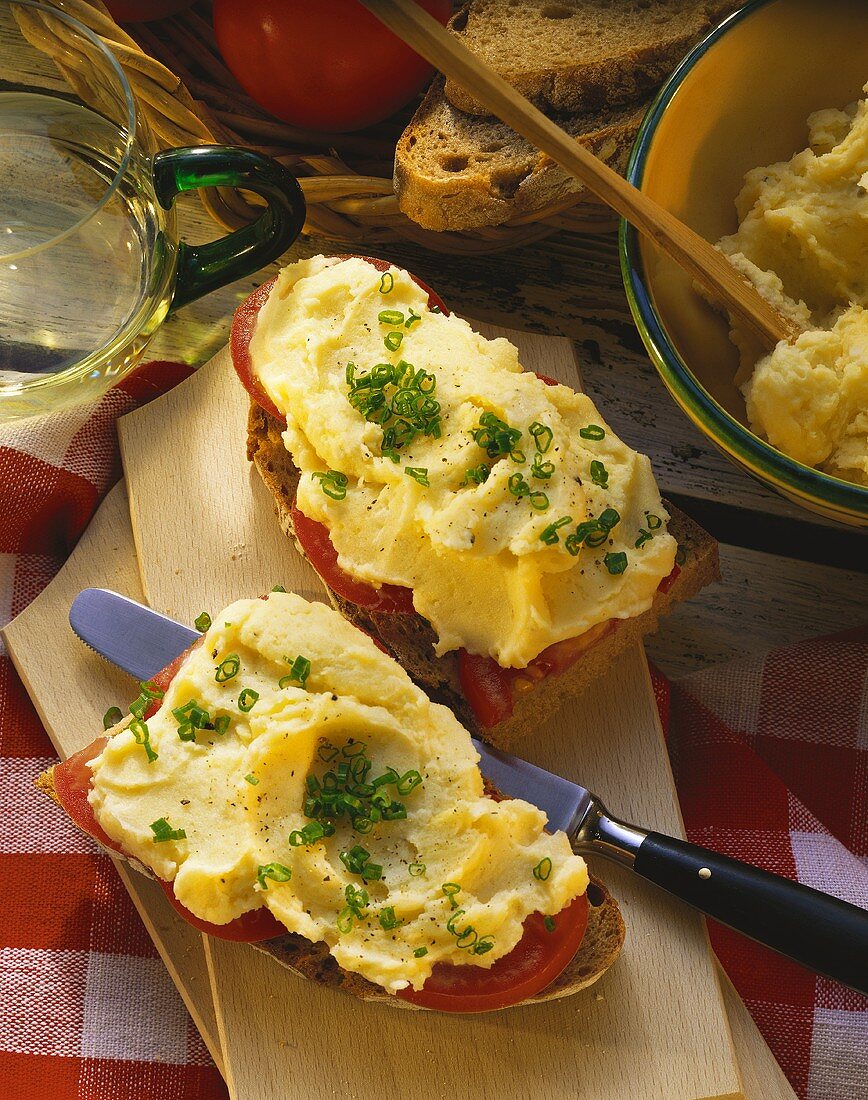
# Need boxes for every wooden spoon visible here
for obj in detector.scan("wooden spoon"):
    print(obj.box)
[361,0,802,350]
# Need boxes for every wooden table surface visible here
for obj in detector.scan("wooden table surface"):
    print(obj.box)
[151,196,868,679]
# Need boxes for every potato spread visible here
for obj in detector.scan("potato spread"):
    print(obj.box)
[88,594,587,993]
[717,87,868,484]
[251,255,676,668]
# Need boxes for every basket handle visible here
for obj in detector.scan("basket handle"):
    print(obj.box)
[152,146,306,309]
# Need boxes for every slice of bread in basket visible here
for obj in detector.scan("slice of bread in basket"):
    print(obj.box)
[394,77,646,232]
[247,400,720,749]
[444,0,742,116]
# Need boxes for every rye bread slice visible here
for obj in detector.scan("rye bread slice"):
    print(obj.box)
[36,767,624,1009]
[444,0,742,116]
[247,400,720,749]
[394,76,646,232]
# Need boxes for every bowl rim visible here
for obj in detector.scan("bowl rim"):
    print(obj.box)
[619,0,868,519]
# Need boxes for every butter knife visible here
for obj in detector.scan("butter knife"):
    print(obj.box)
[69,587,868,994]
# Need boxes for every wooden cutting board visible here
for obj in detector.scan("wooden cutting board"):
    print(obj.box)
[1,324,794,1100]
[118,325,743,1100]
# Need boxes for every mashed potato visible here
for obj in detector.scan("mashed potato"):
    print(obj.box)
[89,594,587,992]
[717,86,868,484]
[251,256,676,667]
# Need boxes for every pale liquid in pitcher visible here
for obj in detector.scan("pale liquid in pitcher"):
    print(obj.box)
[0,91,171,384]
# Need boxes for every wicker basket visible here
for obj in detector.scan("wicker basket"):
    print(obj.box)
[20,0,619,255]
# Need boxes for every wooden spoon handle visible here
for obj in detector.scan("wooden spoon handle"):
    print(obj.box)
[363,0,802,349]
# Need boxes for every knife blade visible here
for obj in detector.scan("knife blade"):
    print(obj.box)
[69,587,868,993]
[68,588,591,834]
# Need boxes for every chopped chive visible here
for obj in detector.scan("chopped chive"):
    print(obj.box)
[238,688,259,713]
[446,908,466,935]
[150,817,186,842]
[405,467,429,487]
[461,463,490,487]
[604,551,628,575]
[598,507,621,531]
[345,883,369,918]
[528,421,553,454]
[456,927,478,950]
[213,715,230,734]
[579,424,605,441]
[215,654,240,683]
[405,307,421,328]
[544,916,556,933]
[337,906,354,934]
[531,455,555,479]
[397,770,422,795]
[384,331,403,352]
[129,718,157,763]
[290,821,329,846]
[473,936,495,955]
[177,723,196,743]
[540,516,572,544]
[312,469,348,501]
[585,527,609,549]
[408,862,426,877]
[645,512,662,530]
[413,946,428,958]
[590,460,609,488]
[257,862,291,890]
[378,272,394,294]
[128,695,147,720]
[378,309,404,327]
[533,857,552,881]
[102,706,123,730]
[635,529,653,549]
[378,906,402,931]
[508,472,530,498]
[271,584,286,593]
[244,773,259,786]
[529,491,550,512]
[340,844,371,875]
[194,611,211,632]
[442,882,461,909]
[139,681,164,701]
[280,654,311,689]
[471,411,523,460]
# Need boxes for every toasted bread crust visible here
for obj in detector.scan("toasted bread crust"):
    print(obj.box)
[394,77,645,232]
[36,764,624,1008]
[443,1,741,117]
[247,400,719,747]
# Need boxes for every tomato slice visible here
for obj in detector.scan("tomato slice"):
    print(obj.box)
[291,505,415,614]
[397,893,589,1012]
[658,563,680,594]
[157,879,286,942]
[53,737,124,855]
[230,277,284,423]
[458,649,514,730]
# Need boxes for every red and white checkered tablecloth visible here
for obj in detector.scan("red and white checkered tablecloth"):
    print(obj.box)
[1,370,865,1100]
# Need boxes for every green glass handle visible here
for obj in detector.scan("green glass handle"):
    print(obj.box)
[152,146,306,310]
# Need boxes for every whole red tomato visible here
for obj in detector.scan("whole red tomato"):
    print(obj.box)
[104,0,193,20]
[212,0,451,132]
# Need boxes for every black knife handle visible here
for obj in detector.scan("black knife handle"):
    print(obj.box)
[634,832,868,995]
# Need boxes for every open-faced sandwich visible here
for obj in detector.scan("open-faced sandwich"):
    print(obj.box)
[234,255,719,746]
[38,592,623,1011]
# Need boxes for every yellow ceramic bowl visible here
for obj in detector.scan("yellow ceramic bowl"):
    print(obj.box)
[621,0,868,525]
